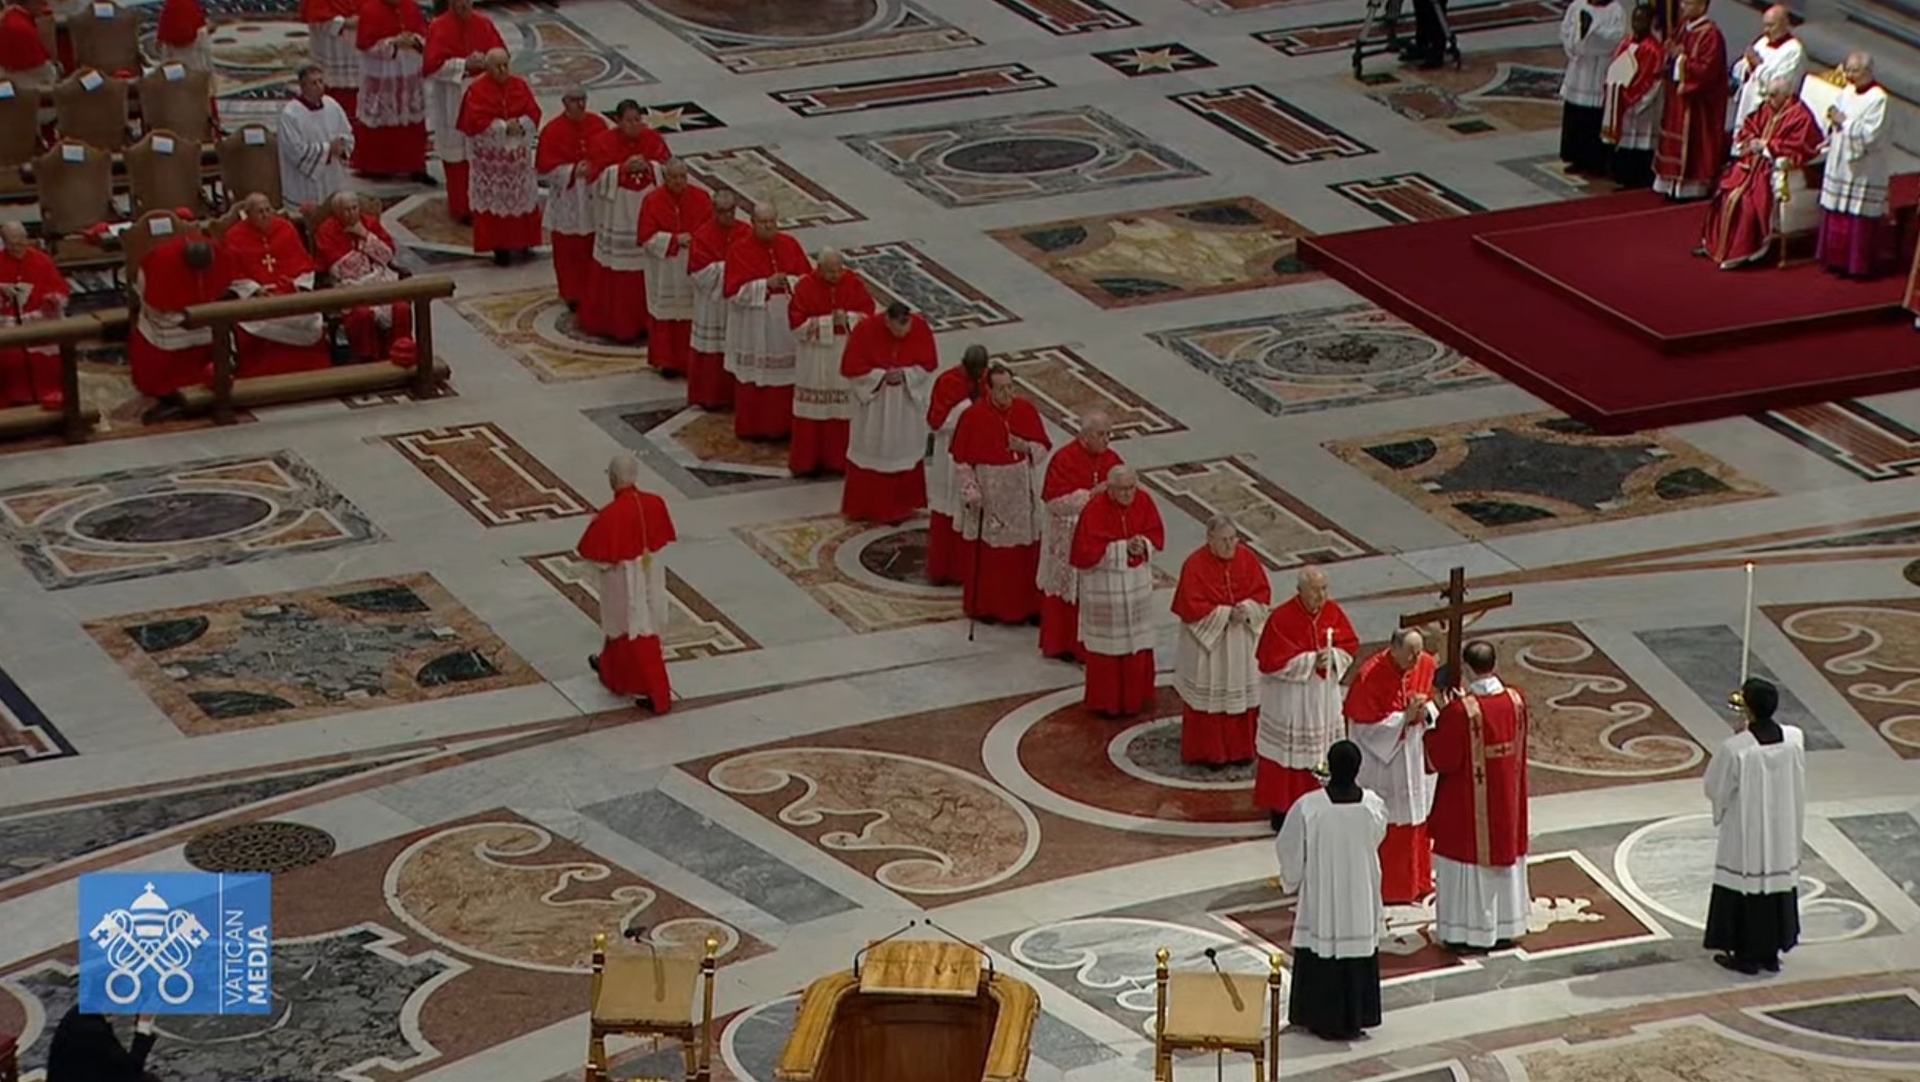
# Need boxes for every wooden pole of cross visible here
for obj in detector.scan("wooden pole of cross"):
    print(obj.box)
[1398,567,1514,691]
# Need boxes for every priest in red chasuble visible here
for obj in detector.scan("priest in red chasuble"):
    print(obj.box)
[457,49,541,264]
[1344,628,1440,904]
[1652,0,1729,200]
[578,101,670,344]
[639,160,712,378]
[953,366,1052,624]
[576,453,678,714]
[223,194,330,377]
[1071,466,1165,717]
[1697,76,1822,268]
[0,222,71,409]
[724,203,812,441]
[353,0,430,180]
[1172,515,1271,766]
[787,248,874,476]
[841,302,937,525]
[1254,568,1360,831]
[131,235,234,424]
[687,190,747,409]
[315,191,411,362]
[536,88,607,309]
[1038,413,1122,662]
[1426,640,1532,951]
[422,0,502,223]
[924,346,988,586]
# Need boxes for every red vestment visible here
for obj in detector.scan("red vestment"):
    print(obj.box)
[456,74,542,253]
[423,11,502,220]
[686,217,749,408]
[786,268,874,475]
[535,111,609,306]
[1700,98,1822,266]
[130,238,236,398]
[1653,17,1730,199]
[1344,649,1439,902]
[576,485,678,711]
[951,395,1051,623]
[156,0,206,49]
[578,126,671,343]
[1254,596,1359,815]
[1171,544,1270,765]
[637,183,714,377]
[839,312,937,524]
[1038,440,1123,661]
[223,217,330,377]
[1070,490,1166,717]
[1427,685,1529,867]
[0,247,70,409]
[722,230,811,440]
[314,213,412,361]
[1603,34,1664,144]
[924,364,981,585]
[352,0,429,176]
[0,5,50,74]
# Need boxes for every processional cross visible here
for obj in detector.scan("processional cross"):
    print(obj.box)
[1398,567,1514,691]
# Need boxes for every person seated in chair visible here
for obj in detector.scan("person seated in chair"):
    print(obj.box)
[1696,76,1822,269]
[312,190,412,361]
[223,192,330,376]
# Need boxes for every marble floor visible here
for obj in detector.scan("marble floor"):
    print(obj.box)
[5,1,1920,1080]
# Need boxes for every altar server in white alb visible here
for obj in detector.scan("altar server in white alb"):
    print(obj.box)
[277,64,354,208]
[1816,52,1892,278]
[1703,677,1807,975]
[1277,740,1388,1043]
[1558,0,1627,176]
[1729,4,1804,132]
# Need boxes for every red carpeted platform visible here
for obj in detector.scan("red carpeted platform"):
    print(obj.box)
[1301,175,1920,432]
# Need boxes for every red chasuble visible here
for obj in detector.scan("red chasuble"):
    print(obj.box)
[1426,686,1529,867]
[1603,34,1664,143]
[225,217,318,291]
[156,0,206,49]
[576,485,678,710]
[422,11,501,78]
[1653,17,1730,197]
[130,238,236,398]
[1256,596,1359,677]
[0,5,50,72]
[1171,544,1270,624]
[0,247,70,408]
[787,269,875,331]
[1701,98,1822,265]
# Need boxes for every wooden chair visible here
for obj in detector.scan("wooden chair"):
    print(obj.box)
[34,139,113,241]
[136,62,213,143]
[0,81,41,196]
[217,124,280,208]
[68,0,142,75]
[1151,947,1282,1082]
[125,129,207,218]
[121,208,199,316]
[52,68,131,152]
[584,932,718,1082]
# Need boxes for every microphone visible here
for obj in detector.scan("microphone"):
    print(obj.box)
[1203,947,1221,973]
[622,921,658,963]
[1202,947,1243,1012]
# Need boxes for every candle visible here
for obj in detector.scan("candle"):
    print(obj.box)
[1738,562,1754,686]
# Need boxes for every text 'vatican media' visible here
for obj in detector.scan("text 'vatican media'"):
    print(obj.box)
[77,871,274,1015]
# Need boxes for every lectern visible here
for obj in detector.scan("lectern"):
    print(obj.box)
[776,936,1039,1082]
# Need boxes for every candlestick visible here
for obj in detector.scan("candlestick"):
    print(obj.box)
[1738,562,1754,687]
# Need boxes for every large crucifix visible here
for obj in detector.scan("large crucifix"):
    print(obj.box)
[1399,567,1514,691]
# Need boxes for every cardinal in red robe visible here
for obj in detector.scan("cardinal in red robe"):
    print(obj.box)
[314,191,412,361]
[723,205,812,441]
[1254,569,1360,829]
[1171,518,1271,765]
[925,349,987,586]
[131,234,235,423]
[303,0,363,145]
[422,0,502,222]
[577,103,670,343]
[223,195,330,377]
[1698,79,1822,268]
[638,160,713,377]
[1426,641,1532,950]
[353,0,430,179]
[953,366,1052,624]
[536,90,608,309]
[1652,0,1730,200]
[1344,631,1439,903]
[1070,467,1165,717]
[0,0,54,89]
[786,249,874,475]
[841,303,937,524]
[457,49,542,261]
[0,223,70,409]
[685,191,748,409]
[577,454,679,713]
[154,0,210,72]
[1039,418,1122,661]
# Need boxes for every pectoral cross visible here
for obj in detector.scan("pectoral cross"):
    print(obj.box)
[260,251,277,274]
[1399,567,1513,691]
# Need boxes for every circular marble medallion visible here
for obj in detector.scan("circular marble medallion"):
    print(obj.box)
[70,492,276,545]
[1112,718,1255,791]
[1612,814,1877,942]
[857,527,931,583]
[184,821,337,875]
[941,137,1103,176]
[647,0,882,40]
[1257,330,1444,379]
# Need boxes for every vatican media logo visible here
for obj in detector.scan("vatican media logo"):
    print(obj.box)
[78,872,272,1015]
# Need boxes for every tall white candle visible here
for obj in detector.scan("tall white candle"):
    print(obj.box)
[1738,562,1755,686]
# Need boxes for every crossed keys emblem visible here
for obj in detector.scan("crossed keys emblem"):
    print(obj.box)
[89,883,211,1006]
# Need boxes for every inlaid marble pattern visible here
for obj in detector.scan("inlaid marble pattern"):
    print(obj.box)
[0,668,73,767]
[770,63,1054,117]
[1757,400,1920,482]
[732,514,960,633]
[1769,599,1920,757]
[679,146,867,228]
[87,574,539,735]
[996,0,1141,34]
[1150,302,1496,414]
[840,107,1208,208]
[637,100,726,133]
[1635,625,1844,749]
[1139,457,1374,570]
[380,423,595,527]
[1331,172,1488,223]
[524,551,760,662]
[619,0,981,74]
[998,344,1186,441]
[843,241,1019,332]
[1092,42,1215,76]
[1169,85,1375,165]
[1255,0,1565,56]
[585,400,815,499]
[450,288,652,382]
[0,451,382,590]
[1362,48,1564,137]
[988,197,1318,309]
[1500,151,1622,198]
[1326,412,1774,539]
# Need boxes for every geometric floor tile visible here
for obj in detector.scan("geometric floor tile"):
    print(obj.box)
[995,0,1140,34]
[1255,0,1566,57]
[0,451,383,590]
[524,551,760,662]
[681,145,866,228]
[380,422,594,528]
[1634,625,1844,750]
[584,400,817,500]
[840,107,1208,208]
[989,197,1319,309]
[1092,42,1213,76]
[1362,47,1563,137]
[770,62,1054,117]
[1140,457,1375,570]
[1832,812,1920,908]
[0,666,75,766]
[636,100,725,132]
[1498,151,1620,199]
[1170,84,1375,165]
[85,573,540,735]
[620,0,980,74]
[1151,302,1497,414]
[1331,172,1487,224]
[843,240,1019,332]
[998,344,1186,441]
[1326,412,1775,539]
[1756,400,1920,482]
[1768,597,1920,758]
[451,288,651,382]
[733,513,960,633]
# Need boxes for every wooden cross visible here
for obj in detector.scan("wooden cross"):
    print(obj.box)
[1399,567,1514,691]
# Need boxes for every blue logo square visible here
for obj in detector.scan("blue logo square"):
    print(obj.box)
[78,872,273,1015]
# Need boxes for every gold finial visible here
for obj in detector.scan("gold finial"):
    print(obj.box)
[1155,947,1170,964]
[1727,688,1745,713]
[1269,954,1283,974]
[704,934,720,958]
[594,932,607,950]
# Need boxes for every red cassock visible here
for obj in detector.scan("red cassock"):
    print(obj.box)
[1069,491,1166,717]
[577,126,670,343]
[456,75,542,253]
[722,230,811,441]
[1253,597,1359,815]
[422,10,503,222]
[222,218,330,377]
[0,5,51,75]
[1170,543,1271,764]
[1700,98,1822,266]
[303,0,361,133]
[786,269,874,476]
[951,396,1052,623]
[686,217,749,408]
[637,183,713,377]
[313,213,413,361]
[0,247,71,409]
[1603,34,1664,145]
[535,112,608,307]
[1343,648,1438,903]
[156,0,206,53]
[353,0,430,176]
[1426,686,1530,868]
[840,312,937,524]
[130,238,236,398]
[1039,440,1122,661]
[576,485,678,712]
[1653,18,1730,199]
[924,365,980,586]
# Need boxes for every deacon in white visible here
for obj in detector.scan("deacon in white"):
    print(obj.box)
[276,64,354,208]
[1276,739,1388,1042]
[1703,677,1808,974]
[1559,0,1627,175]
[1731,5,1804,132]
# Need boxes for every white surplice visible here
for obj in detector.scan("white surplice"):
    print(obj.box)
[357,33,424,130]
[792,303,857,424]
[1076,527,1160,657]
[640,217,695,323]
[424,55,469,168]
[467,114,540,219]
[689,255,728,357]
[277,96,355,208]
[1560,0,1626,108]
[591,167,648,273]
[1350,697,1439,827]
[1820,82,1890,216]
[1038,457,1100,606]
[542,159,593,239]
[1258,647,1354,770]
[1175,598,1268,715]
[1277,789,1388,958]
[724,268,797,390]
[1431,674,1532,948]
[594,549,669,643]
[848,363,933,474]
[1706,726,1807,895]
[308,15,360,92]
[955,445,1044,548]
[1730,34,1805,132]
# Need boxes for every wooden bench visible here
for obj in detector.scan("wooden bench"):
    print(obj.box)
[0,310,117,442]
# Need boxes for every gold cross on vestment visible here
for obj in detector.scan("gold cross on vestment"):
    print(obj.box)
[1399,566,1513,691]
[260,251,276,274]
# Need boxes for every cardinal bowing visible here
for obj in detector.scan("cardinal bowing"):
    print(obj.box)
[1344,628,1440,903]
[841,303,937,525]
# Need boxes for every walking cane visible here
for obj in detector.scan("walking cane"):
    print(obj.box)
[966,500,985,642]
